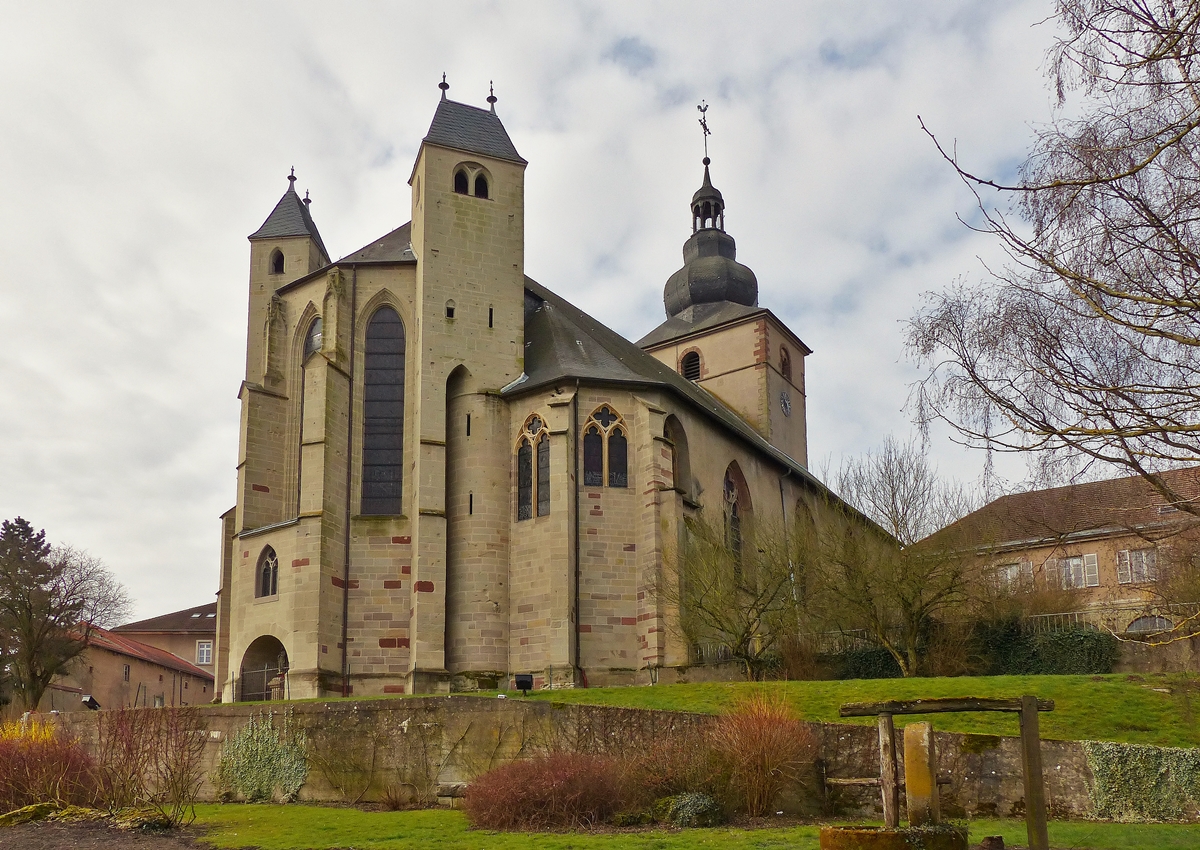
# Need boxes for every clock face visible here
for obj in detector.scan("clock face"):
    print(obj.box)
[780,391,792,417]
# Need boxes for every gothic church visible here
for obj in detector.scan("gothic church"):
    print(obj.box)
[213,84,840,698]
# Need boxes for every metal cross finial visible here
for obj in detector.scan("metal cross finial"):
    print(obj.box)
[697,101,711,165]
[487,80,497,112]
[288,166,297,187]
[439,72,449,100]
[303,190,311,207]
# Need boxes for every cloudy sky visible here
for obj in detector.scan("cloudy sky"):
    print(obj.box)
[0,1,1060,619]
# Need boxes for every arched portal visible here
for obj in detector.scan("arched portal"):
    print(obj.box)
[239,636,289,702]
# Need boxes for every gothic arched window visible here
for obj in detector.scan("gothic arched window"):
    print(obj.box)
[361,306,406,515]
[681,351,701,382]
[454,169,469,195]
[303,317,323,360]
[474,174,489,199]
[723,463,751,563]
[270,249,284,275]
[517,414,549,520]
[582,406,628,489]
[256,547,278,598]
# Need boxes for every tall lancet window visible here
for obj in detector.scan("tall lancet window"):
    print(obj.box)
[361,307,406,515]
[582,406,628,489]
[517,414,549,520]
[303,317,322,360]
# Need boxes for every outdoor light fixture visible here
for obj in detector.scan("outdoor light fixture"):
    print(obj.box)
[514,673,533,696]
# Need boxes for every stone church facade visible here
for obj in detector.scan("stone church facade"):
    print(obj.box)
[213,87,847,699]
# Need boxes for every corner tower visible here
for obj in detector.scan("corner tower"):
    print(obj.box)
[405,81,528,691]
[639,156,811,467]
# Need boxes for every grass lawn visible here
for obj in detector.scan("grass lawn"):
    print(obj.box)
[191,805,1200,850]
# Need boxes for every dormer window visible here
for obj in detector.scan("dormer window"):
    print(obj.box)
[270,249,284,275]
[454,170,469,195]
[474,174,489,199]
[681,351,701,381]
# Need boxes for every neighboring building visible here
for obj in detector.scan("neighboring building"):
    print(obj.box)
[112,602,217,677]
[933,467,1200,634]
[40,626,215,713]
[214,84,860,701]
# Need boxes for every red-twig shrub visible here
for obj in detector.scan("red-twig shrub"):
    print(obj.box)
[0,719,97,811]
[620,721,724,806]
[709,692,816,817]
[463,752,627,830]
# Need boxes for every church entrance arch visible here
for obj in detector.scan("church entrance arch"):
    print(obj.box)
[239,635,289,702]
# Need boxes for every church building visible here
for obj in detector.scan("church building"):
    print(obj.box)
[213,83,845,699]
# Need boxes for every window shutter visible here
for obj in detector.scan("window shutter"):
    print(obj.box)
[1117,550,1132,584]
[1021,560,1034,586]
[1084,553,1099,587]
[1045,559,1061,589]
[1146,549,1158,582]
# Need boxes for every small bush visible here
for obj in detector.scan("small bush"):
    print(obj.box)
[620,721,723,805]
[653,792,724,827]
[215,709,307,802]
[0,718,97,811]
[463,752,626,830]
[709,692,816,817]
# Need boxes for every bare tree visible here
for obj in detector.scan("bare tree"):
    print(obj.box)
[0,517,131,710]
[808,437,978,677]
[661,512,802,680]
[910,1,1200,511]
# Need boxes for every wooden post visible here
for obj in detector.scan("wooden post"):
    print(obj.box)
[877,713,899,828]
[1019,695,1049,850]
[903,721,939,826]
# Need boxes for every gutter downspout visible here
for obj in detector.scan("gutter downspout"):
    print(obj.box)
[573,379,582,682]
[341,266,358,697]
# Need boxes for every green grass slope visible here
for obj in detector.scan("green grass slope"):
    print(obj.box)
[512,673,1200,747]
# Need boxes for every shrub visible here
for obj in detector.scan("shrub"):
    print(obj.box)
[214,709,307,802]
[652,791,724,827]
[709,692,816,817]
[619,720,723,805]
[971,618,1119,675]
[463,752,626,830]
[0,718,96,811]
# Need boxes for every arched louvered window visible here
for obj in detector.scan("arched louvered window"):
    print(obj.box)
[270,249,284,275]
[608,427,627,488]
[517,438,533,520]
[454,170,469,194]
[780,346,792,383]
[681,351,701,381]
[257,547,278,598]
[474,174,489,199]
[582,406,628,489]
[303,317,323,360]
[361,307,406,515]
[537,433,551,516]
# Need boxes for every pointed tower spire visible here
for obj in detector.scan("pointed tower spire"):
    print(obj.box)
[487,80,497,113]
[439,73,450,100]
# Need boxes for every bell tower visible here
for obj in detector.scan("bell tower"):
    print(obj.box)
[405,79,528,691]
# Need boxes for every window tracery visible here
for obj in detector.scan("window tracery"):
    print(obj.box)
[517,414,550,520]
[256,547,278,598]
[582,406,628,488]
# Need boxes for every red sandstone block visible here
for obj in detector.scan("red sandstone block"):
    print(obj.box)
[401,564,411,574]
[520,637,529,645]
[252,484,270,493]
[379,638,397,648]
[400,638,410,648]
[292,558,310,567]
[578,624,592,632]
[242,551,249,558]
[621,617,637,626]
[415,580,435,592]
[383,685,405,693]
[392,536,411,544]
[332,576,346,588]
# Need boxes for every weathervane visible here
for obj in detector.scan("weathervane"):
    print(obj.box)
[697,101,711,165]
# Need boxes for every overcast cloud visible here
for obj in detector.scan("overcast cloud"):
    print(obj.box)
[0,1,1057,619]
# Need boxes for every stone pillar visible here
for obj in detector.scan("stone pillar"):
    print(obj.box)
[903,721,939,826]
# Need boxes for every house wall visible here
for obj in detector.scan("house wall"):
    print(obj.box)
[40,646,213,713]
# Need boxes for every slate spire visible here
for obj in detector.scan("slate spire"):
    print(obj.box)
[249,170,330,263]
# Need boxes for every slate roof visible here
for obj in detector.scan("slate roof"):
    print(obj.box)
[338,223,415,264]
[512,276,836,500]
[638,301,766,348]
[927,466,1200,551]
[87,625,214,680]
[113,602,217,636]
[423,98,526,164]
[249,187,331,263]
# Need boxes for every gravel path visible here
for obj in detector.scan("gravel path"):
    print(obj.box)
[0,821,206,849]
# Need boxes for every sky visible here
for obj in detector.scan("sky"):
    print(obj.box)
[0,1,1061,619]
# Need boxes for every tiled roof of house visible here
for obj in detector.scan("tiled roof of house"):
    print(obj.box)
[929,466,1200,549]
[112,602,216,636]
[87,625,214,681]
